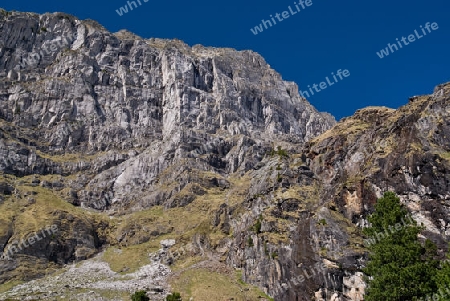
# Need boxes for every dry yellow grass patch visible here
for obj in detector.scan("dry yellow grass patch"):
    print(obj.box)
[170,268,273,301]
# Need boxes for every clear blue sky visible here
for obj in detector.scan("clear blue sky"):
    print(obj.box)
[2,0,449,120]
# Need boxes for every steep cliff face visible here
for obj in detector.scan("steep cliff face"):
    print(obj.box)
[0,9,449,301]
[0,9,336,300]
[0,10,334,210]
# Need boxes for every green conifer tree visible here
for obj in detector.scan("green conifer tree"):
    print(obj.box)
[363,191,438,301]
[435,243,450,300]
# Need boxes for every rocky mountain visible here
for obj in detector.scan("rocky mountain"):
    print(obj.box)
[0,8,449,301]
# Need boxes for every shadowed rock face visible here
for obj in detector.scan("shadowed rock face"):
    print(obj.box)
[0,9,449,301]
